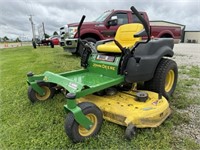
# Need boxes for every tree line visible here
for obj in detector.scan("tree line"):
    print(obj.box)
[0,31,59,42]
[0,36,21,42]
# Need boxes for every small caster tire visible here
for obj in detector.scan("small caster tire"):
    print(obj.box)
[94,90,105,96]
[125,124,136,140]
[64,102,103,143]
[28,82,55,103]
[105,87,117,96]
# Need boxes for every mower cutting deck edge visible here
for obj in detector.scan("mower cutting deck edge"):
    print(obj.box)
[26,6,178,143]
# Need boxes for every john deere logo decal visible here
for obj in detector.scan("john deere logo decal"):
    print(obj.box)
[93,63,115,71]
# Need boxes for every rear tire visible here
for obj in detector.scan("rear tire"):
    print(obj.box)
[144,58,178,99]
[64,102,103,143]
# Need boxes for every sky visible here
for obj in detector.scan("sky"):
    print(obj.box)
[0,0,199,40]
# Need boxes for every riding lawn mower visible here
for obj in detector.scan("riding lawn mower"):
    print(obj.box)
[26,6,178,143]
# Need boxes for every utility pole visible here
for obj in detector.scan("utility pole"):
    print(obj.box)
[29,15,35,41]
[42,22,45,39]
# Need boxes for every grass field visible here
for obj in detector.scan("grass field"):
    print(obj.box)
[0,46,199,149]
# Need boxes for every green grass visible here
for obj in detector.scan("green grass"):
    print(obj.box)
[173,65,200,108]
[0,46,199,149]
[179,65,200,78]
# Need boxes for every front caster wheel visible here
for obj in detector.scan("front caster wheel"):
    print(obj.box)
[125,124,136,140]
[28,82,55,103]
[64,102,103,143]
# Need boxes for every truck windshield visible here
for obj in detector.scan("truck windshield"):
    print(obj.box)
[94,11,112,22]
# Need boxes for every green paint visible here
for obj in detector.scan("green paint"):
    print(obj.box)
[27,53,124,130]
[64,99,93,129]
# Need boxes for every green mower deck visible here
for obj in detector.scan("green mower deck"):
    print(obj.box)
[27,54,124,98]
[44,70,123,98]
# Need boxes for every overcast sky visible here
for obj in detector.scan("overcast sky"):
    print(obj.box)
[0,0,199,40]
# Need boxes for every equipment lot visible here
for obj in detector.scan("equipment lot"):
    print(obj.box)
[0,44,199,149]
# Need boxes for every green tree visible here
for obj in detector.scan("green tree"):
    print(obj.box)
[15,37,21,42]
[3,36,9,41]
[53,31,58,36]
[44,33,50,38]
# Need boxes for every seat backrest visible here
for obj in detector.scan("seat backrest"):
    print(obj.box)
[114,23,143,47]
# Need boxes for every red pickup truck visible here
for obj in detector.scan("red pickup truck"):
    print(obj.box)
[60,10,181,54]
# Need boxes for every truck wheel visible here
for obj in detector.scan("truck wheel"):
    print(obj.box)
[32,41,36,49]
[78,37,97,56]
[28,82,55,103]
[144,58,178,99]
[84,37,97,46]
[64,102,103,143]
[50,41,54,48]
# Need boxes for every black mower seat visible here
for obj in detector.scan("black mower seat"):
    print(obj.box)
[96,23,143,53]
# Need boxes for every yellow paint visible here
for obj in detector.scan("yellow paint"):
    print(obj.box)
[78,113,98,136]
[97,23,143,53]
[35,86,50,101]
[92,63,116,71]
[78,90,171,128]
[165,69,175,92]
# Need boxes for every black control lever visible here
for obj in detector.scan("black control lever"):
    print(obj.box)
[114,40,126,54]
[77,15,86,39]
[114,40,132,75]
[76,15,92,55]
[130,6,150,42]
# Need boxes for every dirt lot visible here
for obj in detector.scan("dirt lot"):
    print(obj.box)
[172,43,200,144]
[173,43,200,67]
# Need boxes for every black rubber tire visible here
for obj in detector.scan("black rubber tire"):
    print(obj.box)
[28,82,55,103]
[64,102,103,143]
[94,90,106,96]
[50,41,54,48]
[32,41,36,49]
[105,87,117,96]
[78,37,97,56]
[84,37,97,45]
[125,124,136,140]
[144,58,178,99]
[71,51,79,56]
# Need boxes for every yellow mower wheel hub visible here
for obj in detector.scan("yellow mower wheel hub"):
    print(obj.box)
[35,86,51,101]
[78,114,97,136]
[165,70,175,92]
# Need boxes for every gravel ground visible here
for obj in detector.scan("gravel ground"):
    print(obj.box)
[173,43,200,67]
[172,43,200,144]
